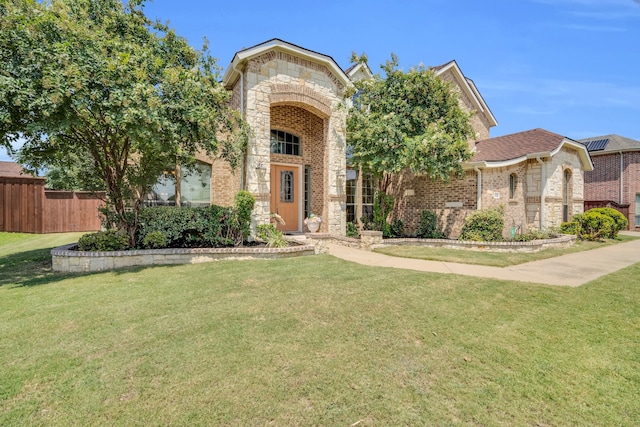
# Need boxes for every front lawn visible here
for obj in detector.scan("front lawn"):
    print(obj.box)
[1,232,639,425]
[375,234,639,267]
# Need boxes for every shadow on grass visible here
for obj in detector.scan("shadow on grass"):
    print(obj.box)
[0,247,176,288]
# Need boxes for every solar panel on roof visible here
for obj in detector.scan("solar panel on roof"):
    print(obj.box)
[584,138,609,152]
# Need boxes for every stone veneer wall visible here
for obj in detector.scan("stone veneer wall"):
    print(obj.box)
[544,147,585,228]
[236,50,348,235]
[52,243,315,273]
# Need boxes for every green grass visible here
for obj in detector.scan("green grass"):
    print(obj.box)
[375,234,639,267]
[1,232,639,425]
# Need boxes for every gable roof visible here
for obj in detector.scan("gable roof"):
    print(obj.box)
[468,128,593,171]
[431,60,498,128]
[579,134,640,155]
[345,62,374,81]
[222,38,352,89]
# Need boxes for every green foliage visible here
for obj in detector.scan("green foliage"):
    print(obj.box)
[234,191,256,241]
[459,206,505,242]
[256,224,288,248]
[390,219,404,238]
[588,208,628,238]
[0,0,249,245]
[346,222,360,238]
[141,231,168,250]
[78,230,129,252]
[373,192,394,237]
[346,54,474,194]
[567,211,614,241]
[561,221,579,235]
[417,209,447,239]
[136,206,242,249]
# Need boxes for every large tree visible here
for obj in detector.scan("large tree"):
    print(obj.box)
[346,54,475,195]
[0,0,249,243]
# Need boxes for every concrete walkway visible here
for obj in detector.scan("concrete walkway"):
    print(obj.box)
[325,231,640,287]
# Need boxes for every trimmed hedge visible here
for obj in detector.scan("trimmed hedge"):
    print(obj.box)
[459,206,504,242]
[136,205,243,249]
[417,209,447,239]
[561,207,628,240]
[78,230,129,252]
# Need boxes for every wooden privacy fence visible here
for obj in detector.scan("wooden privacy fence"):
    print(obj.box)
[1,176,104,233]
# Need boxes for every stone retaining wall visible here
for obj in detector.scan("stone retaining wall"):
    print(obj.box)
[52,243,316,273]
[377,234,577,253]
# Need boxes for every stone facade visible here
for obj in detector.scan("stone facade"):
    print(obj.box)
[224,42,350,235]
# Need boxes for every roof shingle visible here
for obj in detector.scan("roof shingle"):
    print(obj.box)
[472,128,568,163]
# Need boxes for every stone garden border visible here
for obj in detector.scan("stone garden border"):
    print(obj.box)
[51,242,316,273]
[305,231,577,254]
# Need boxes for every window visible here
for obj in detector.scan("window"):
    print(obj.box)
[361,172,375,222]
[636,194,640,227]
[270,130,301,156]
[509,173,517,199]
[563,169,571,222]
[280,170,294,203]
[181,162,212,206]
[346,169,357,223]
[146,162,211,207]
[304,166,311,219]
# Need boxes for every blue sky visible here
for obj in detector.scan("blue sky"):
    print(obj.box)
[2,0,639,161]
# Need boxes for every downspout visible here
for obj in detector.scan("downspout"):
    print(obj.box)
[619,151,624,205]
[536,156,545,229]
[474,166,482,210]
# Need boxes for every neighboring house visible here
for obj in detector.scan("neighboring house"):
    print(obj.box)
[580,134,640,229]
[389,129,593,237]
[149,39,593,238]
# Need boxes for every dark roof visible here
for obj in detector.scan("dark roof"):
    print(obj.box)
[0,161,26,177]
[472,128,569,162]
[578,134,640,153]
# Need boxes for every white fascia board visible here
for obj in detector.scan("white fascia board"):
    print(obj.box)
[553,139,594,172]
[434,61,498,127]
[222,39,352,89]
[346,63,374,80]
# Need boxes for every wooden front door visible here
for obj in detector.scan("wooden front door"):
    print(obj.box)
[270,164,300,232]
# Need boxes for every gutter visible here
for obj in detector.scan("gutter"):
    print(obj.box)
[474,165,482,210]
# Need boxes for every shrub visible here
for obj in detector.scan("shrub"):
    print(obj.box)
[389,219,404,238]
[417,209,447,239]
[571,211,614,241]
[588,208,628,238]
[136,205,242,249]
[256,224,288,248]
[561,221,579,235]
[78,230,129,251]
[142,231,168,249]
[346,222,360,238]
[234,191,255,241]
[459,206,504,242]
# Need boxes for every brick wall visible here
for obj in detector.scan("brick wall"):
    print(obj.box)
[270,104,326,222]
[585,151,640,228]
[389,170,477,237]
